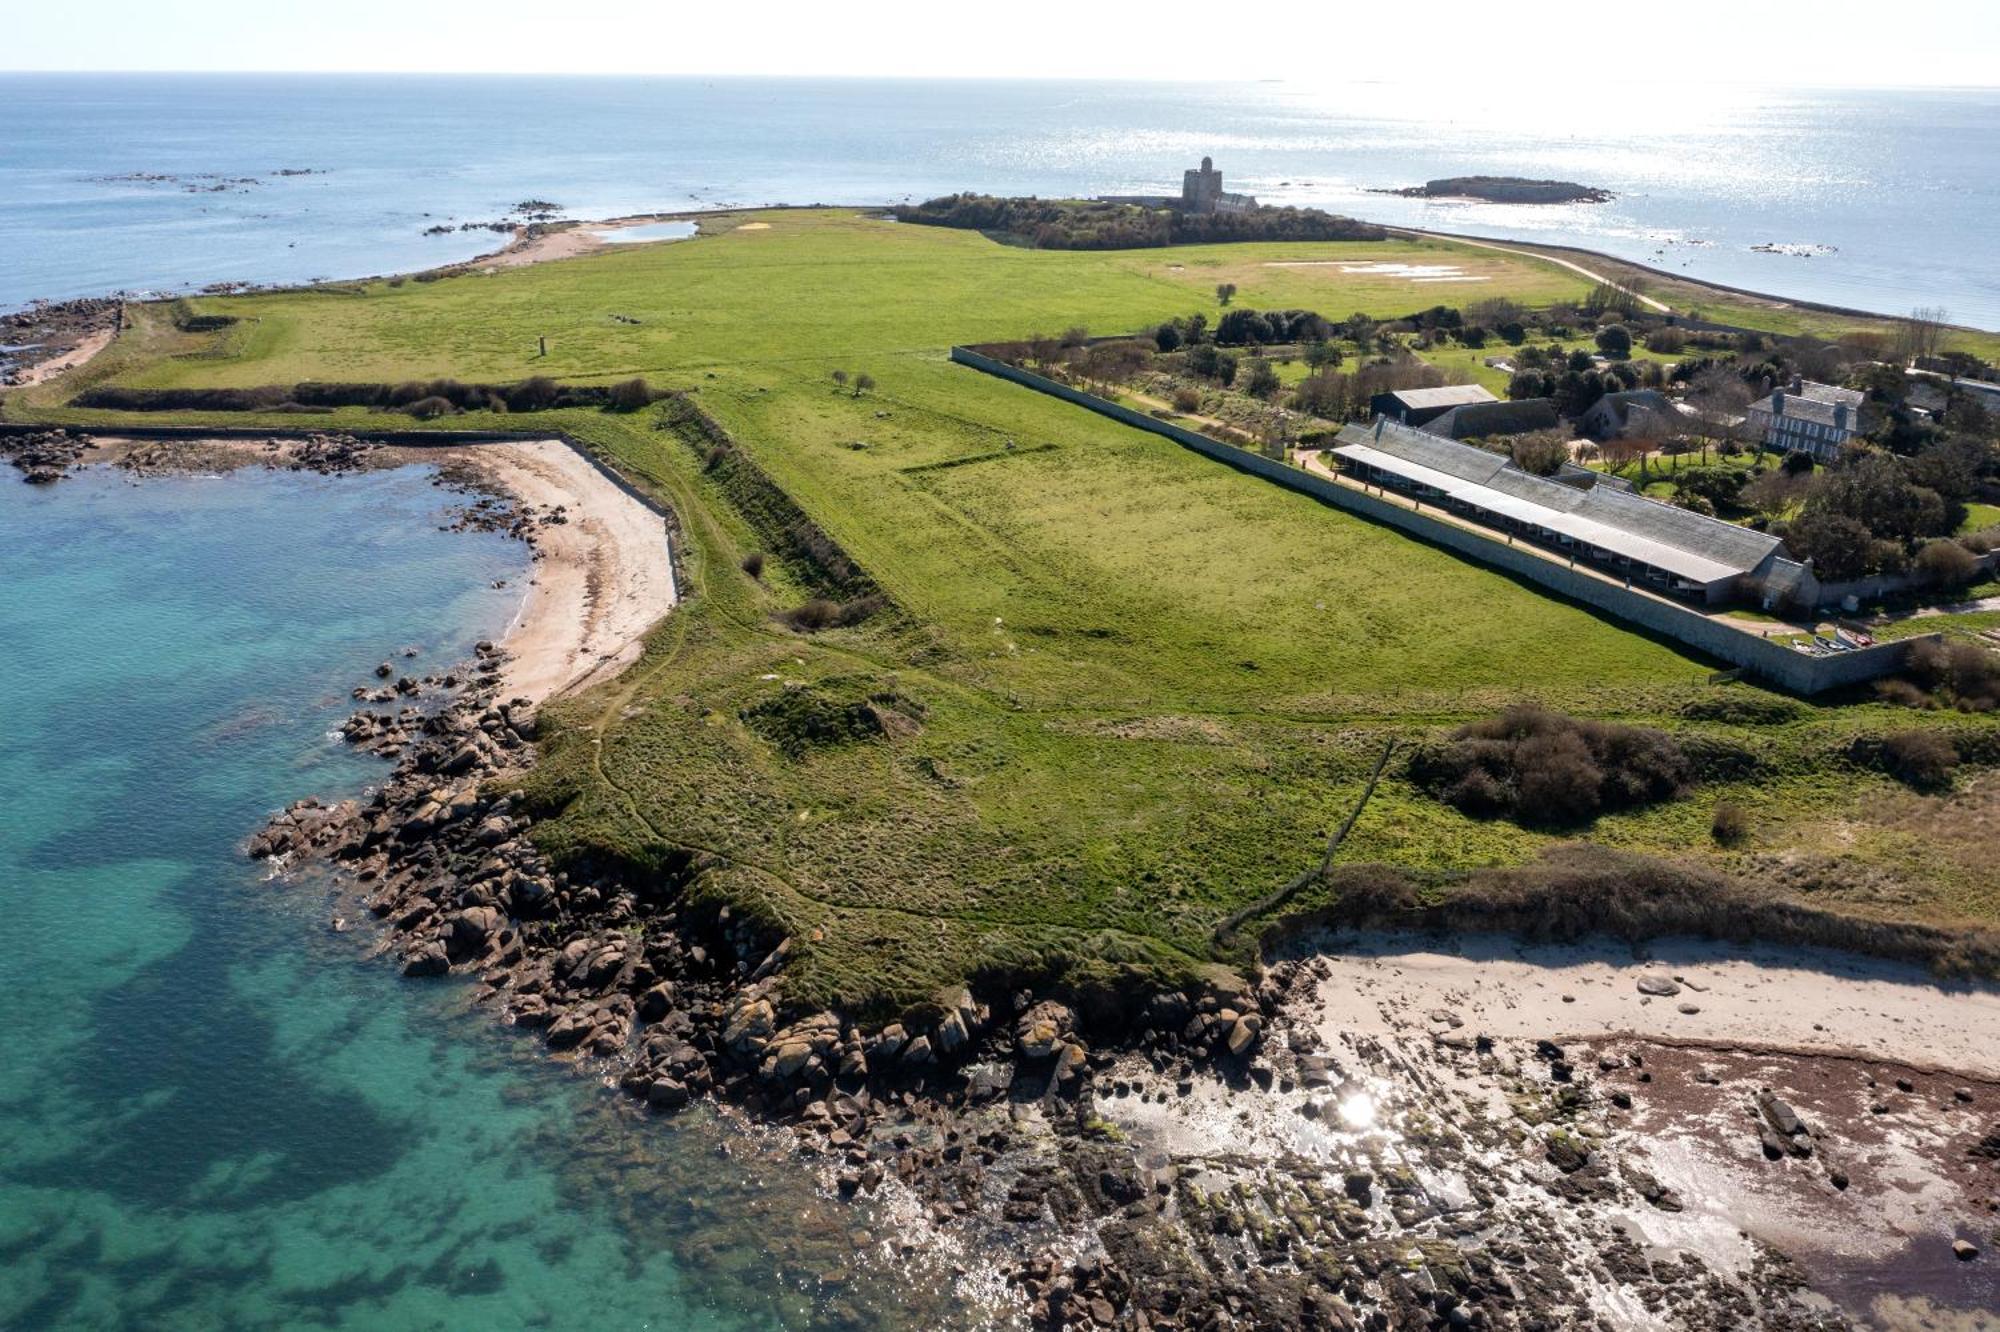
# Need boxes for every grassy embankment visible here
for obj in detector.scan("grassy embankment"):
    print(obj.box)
[13,209,2000,1009]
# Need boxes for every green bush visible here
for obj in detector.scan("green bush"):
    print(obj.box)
[1408,704,1692,827]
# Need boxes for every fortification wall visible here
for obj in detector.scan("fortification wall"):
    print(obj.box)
[949,347,1928,695]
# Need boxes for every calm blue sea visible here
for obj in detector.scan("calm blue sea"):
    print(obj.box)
[1,74,1996,327]
[0,463,960,1330]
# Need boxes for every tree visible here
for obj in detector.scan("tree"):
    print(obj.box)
[851,372,876,398]
[1595,324,1633,359]
[1305,339,1343,372]
[831,369,849,391]
[1154,322,1183,353]
[1891,306,1951,364]
[1686,364,1755,461]
[1598,435,1648,482]
[1783,509,1874,580]
[1244,358,1281,400]
[1670,465,1746,513]
[1216,282,1238,307]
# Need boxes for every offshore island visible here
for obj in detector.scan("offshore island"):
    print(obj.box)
[6,159,2000,1331]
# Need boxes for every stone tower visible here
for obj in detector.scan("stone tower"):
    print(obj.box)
[1182,156,1224,214]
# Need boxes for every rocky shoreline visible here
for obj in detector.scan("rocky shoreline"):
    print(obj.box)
[0,296,122,386]
[249,640,2000,1328]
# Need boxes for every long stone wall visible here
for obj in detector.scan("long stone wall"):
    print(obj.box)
[950,346,1930,696]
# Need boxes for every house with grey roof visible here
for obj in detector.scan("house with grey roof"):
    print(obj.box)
[1369,383,1498,427]
[1330,417,1798,605]
[1745,377,1865,461]
[1418,397,1560,441]
[1577,388,1676,440]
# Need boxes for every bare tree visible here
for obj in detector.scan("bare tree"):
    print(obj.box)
[1891,306,1951,365]
[1686,365,1755,462]
[851,372,876,398]
[1216,282,1238,307]
[831,369,849,391]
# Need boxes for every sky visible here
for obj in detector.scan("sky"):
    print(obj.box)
[6,0,1998,86]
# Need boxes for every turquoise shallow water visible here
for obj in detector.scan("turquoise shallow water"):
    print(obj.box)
[0,463,943,1330]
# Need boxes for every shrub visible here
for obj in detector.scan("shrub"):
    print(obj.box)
[1894,638,2000,712]
[1595,324,1633,359]
[1914,538,1980,588]
[607,377,655,411]
[405,395,456,419]
[741,551,766,579]
[1710,801,1751,846]
[1880,730,1959,790]
[786,598,841,631]
[1171,387,1202,413]
[1507,430,1570,477]
[508,375,561,411]
[1408,704,1691,827]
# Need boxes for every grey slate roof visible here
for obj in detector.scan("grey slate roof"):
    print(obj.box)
[1419,398,1561,440]
[1748,379,1866,431]
[1331,418,1782,584]
[1749,395,1850,429]
[1382,384,1498,411]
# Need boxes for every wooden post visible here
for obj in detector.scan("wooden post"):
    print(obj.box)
[538,336,547,358]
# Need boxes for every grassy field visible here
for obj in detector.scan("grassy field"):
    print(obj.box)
[15,208,2000,1008]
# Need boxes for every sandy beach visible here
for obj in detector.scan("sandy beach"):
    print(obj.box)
[469,438,677,705]
[1300,931,2000,1078]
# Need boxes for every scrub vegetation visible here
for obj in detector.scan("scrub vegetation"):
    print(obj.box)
[14,207,2000,1008]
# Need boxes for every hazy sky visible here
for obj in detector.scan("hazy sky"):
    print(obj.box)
[7,0,1997,86]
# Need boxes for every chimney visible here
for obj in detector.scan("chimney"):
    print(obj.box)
[1789,374,1803,393]
[1834,403,1849,431]
[1374,416,1384,440]
[1771,390,1786,417]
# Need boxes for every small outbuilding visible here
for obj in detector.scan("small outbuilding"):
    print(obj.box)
[1370,384,1498,427]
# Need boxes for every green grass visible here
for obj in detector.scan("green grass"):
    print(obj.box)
[1960,502,2000,535]
[17,208,2000,1008]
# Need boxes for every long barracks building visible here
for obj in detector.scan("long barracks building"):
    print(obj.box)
[1330,418,1809,607]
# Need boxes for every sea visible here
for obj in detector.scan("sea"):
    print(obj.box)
[0,464,966,1330]
[1,74,1997,328]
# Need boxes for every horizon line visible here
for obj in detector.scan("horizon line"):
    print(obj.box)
[2,69,1997,91]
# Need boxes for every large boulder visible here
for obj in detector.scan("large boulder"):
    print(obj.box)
[1016,1001,1073,1061]
[401,941,450,977]
[722,996,777,1053]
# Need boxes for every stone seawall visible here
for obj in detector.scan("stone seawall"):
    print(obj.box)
[949,347,1930,696]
